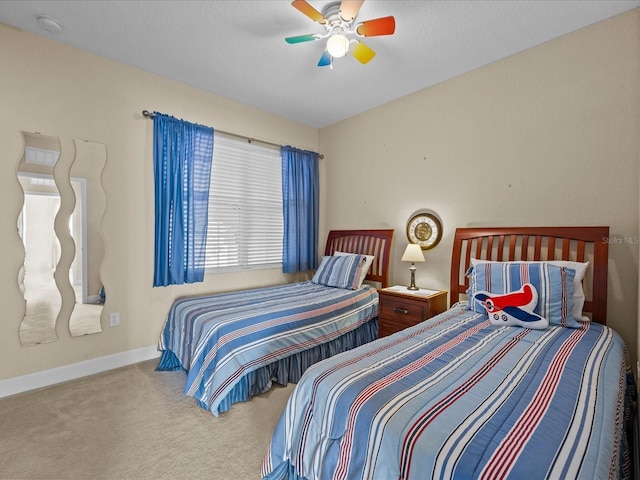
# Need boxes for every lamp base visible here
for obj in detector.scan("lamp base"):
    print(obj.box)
[407,264,418,290]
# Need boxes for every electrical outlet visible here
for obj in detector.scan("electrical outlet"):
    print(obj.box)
[109,312,120,327]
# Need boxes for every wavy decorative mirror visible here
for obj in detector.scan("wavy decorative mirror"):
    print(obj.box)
[17,132,107,345]
[68,139,106,336]
[17,132,62,345]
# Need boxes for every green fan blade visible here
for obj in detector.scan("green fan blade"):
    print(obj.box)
[285,34,319,44]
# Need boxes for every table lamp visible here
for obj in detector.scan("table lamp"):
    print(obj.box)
[401,244,425,291]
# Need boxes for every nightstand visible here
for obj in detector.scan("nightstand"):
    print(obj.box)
[378,286,448,337]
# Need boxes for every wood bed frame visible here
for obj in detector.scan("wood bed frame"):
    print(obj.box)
[450,226,609,324]
[325,229,394,288]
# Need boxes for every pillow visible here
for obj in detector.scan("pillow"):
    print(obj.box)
[474,283,549,330]
[312,254,365,290]
[334,251,374,287]
[471,259,589,321]
[466,261,580,328]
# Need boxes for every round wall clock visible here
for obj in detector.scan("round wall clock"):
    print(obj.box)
[406,212,443,250]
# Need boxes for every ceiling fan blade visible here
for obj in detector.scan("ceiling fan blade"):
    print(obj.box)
[339,0,365,22]
[285,34,320,44]
[291,0,327,24]
[318,50,332,67]
[351,41,375,64]
[356,16,396,36]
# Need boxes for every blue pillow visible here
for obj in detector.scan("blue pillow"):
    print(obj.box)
[466,261,580,328]
[312,254,365,290]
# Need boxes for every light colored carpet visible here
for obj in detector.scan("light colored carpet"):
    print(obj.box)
[0,360,295,480]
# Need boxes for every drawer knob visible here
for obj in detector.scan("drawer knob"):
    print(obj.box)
[393,307,409,314]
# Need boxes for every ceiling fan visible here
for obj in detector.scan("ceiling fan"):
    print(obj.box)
[286,0,396,67]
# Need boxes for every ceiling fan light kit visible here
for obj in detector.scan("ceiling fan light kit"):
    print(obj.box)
[287,0,396,68]
[326,34,349,58]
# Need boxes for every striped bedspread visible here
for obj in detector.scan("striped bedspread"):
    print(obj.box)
[263,304,634,480]
[158,282,378,416]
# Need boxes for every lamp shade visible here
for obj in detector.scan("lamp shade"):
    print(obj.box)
[401,244,425,263]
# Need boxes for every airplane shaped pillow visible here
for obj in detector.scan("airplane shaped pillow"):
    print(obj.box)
[472,283,549,329]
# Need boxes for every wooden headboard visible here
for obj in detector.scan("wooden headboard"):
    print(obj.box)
[325,229,394,288]
[450,226,609,324]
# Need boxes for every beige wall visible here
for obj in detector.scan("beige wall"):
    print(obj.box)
[320,10,640,361]
[0,24,319,380]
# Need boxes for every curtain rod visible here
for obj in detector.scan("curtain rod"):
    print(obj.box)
[142,110,323,159]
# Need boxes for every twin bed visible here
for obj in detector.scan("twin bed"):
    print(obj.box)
[158,226,635,480]
[261,226,635,480]
[157,229,394,415]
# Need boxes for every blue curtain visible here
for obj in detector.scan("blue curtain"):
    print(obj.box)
[281,146,319,273]
[153,113,214,286]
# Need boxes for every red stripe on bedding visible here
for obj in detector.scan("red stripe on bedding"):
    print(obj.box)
[294,309,464,471]
[202,290,370,366]
[400,328,530,479]
[333,320,494,480]
[479,327,587,480]
[521,263,530,285]
[186,289,373,396]
[205,307,376,406]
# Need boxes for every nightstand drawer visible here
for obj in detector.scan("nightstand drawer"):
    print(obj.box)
[377,287,447,337]
[380,298,425,323]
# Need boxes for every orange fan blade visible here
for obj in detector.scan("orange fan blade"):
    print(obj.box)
[291,0,326,24]
[351,41,375,64]
[339,0,365,22]
[356,16,395,36]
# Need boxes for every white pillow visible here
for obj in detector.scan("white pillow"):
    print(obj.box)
[334,251,374,288]
[470,259,590,321]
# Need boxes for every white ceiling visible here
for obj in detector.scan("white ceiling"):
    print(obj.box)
[1,0,638,128]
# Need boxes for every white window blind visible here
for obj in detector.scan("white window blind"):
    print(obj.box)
[25,146,59,166]
[205,133,283,272]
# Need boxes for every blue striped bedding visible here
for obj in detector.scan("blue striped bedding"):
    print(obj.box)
[157,282,379,416]
[262,304,635,480]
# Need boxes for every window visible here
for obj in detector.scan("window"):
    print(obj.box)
[205,133,283,272]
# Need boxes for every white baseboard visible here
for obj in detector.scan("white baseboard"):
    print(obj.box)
[0,345,162,399]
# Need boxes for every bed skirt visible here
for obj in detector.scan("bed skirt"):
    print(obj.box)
[157,316,378,414]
